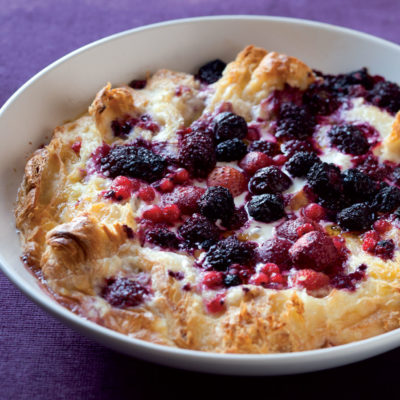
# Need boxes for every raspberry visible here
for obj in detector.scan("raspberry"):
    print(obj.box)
[248,166,292,195]
[247,194,286,223]
[248,140,280,156]
[257,237,292,267]
[372,185,400,213]
[205,293,226,314]
[196,59,226,84]
[260,263,280,275]
[285,151,320,177]
[142,205,164,223]
[178,213,220,247]
[207,166,247,197]
[111,176,140,201]
[99,144,166,183]
[296,223,316,237]
[249,272,270,287]
[157,178,174,193]
[239,151,273,175]
[178,130,216,178]
[303,203,325,221]
[342,168,377,203]
[367,80,400,114]
[337,203,375,231]
[270,272,285,284]
[162,204,181,223]
[101,277,150,308]
[307,162,343,199]
[162,186,205,215]
[328,125,369,155]
[205,236,255,271]
[362,230,379,252]
[281,139,313,157]
[212,112,248,142]
[276,217,320,241]
[198,186,235,221]
[137,186,155,203]
[289,231,341,271]
[172,168,189,184]
[293,269,329,291]
[215,138,247,161]
[374,239,395,260]
[202,271,224,289]
[145,226,180,249]
[275,103,315,139]
[129,79,147,89]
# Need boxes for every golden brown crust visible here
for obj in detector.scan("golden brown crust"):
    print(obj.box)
[381,111,400,161]
[14,45,400,353]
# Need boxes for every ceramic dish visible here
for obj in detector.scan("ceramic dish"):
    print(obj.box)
[2,16,400,375]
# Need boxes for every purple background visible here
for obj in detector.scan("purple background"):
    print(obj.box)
[1,1,400,398]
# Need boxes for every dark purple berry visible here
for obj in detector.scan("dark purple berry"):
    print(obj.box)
[391,166,400,185]
[354,154,391,180]
[342,168,377,203]
[367,80,400,114]
[337,203,375,231]
[325,68,374,95]
[101,277,149,308]
[374,239,395,260]
[281,139,314,157]
[307,162,343,199]
[224,273,241,287]
[248,140,280,156]
[111,119,135,137]
[328,125,369,155]
[247,194,285,223]
[213,112,248,142]
[371,185,400,213]
[303,83,339,115]
[275,103,315,139]
[215,138,247,161]
[222,207,248,230]
[178,213,220,247]
[198,186,235,221]
[145,227,180,249]
[205,236,255,271]
[178,130,216,178]
[99,144,166,182]
[330,265,367,291]
[129,79,147,89]
[196,59,226,84]
[285,151,320,177]
[249,166,292,195]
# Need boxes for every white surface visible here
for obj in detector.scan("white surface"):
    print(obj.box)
[1,16,400,376]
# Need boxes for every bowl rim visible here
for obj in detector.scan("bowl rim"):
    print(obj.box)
[2,14,400,364]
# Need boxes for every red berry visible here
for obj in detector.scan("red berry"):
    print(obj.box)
[173,168,189,183]
[205,293,226,313]
[239,151,273,175]
[272,154,287,166]
[332,236,346,254]
[270,272,285,284]
[202,271,224,289]
[158,178,174,193]
[294,269,329,290]
[142,205,163,223]
[362,230,379,252]
[162,186,205,215]
[246,126,260,141]
[373,219,391,234]
[207,166,247,197]
[137,186,156,202]
[71,140,81,154]
[260,263,280,275]
[162,204,181,223]
[111,176,140,201]
[304,203,325,221]
[296,223,316,237]
[249,272,270,287]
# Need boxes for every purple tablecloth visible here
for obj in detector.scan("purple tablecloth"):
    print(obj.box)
[1,1,400,398]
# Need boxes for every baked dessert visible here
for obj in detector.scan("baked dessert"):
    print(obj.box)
[15,45,400,353]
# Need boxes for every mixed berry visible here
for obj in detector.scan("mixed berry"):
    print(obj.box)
[91,59,400,312]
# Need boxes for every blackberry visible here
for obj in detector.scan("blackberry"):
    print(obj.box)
[215,138,247,161]
[303,82,339,115]
[224,273,242,287]
[324,68,374,95]
[328,125,369,155]
[145,227,180,249]
[367,80,400,114]
[391,166,400,185]
[247,194,286,223]
[248,166,292,194]
[248,140,280,156]
[275,103,315,139]
[205,236,255,271]
[371,185,400,213]
[222,207,248,230]
[307,162,343,199]
[337,203,375,231]
[285,151,320,177]
[281,139,314,157]
[342,168,377,203]
[99,145,166,182]
[178,130,216,178]
[101,277,149,308]
[198,186,235,221]
[213,112,248,142]
[196,59,226,84]
[178,213,220,247]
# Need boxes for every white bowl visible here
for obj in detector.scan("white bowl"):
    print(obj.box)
[2,16,400,376]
